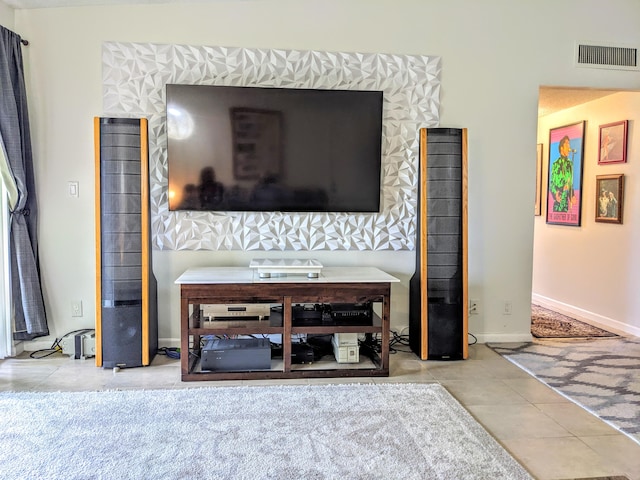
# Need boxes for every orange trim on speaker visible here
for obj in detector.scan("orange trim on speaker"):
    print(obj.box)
[461,128,469,359]
[139,118,151,366]
[419,128,428,360]
[94,117,103,367]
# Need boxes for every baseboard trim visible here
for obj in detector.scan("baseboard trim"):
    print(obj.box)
[159,338,180,349]
[21,340,50,352]
[389,327,528,346]
[22,338,182,353]
[12,340,24,356]
[531,294,640,337]
[472,333,533,344]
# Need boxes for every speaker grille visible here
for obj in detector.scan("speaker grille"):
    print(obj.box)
[99,120,142,305]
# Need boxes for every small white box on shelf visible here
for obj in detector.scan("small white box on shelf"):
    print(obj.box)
[332,333,359,363]
[333,333,358,346]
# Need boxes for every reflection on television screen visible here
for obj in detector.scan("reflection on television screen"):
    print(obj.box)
[166,84,383,213]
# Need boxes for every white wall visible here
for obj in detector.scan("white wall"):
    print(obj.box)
[533,92,640,336]
[0,8,14,30]
[10,0,640,349]
[0,2,13,28]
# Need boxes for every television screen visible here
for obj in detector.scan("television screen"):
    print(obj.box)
[166,84,383,213]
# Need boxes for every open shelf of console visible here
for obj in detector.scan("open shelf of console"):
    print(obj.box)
[176,266,399,381]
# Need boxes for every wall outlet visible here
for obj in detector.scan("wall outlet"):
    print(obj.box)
[71,300,83,317]
[503,301,512,315]
[469,299,480,315]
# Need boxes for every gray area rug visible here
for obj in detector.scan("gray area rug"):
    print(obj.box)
[531,304,618,338]
[0,383,531,480]
[490,337,640,445]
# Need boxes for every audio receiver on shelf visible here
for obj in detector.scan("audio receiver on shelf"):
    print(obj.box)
[200,304,271,328]
[292,303,373,326]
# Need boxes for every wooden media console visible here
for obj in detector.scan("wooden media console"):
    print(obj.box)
[176,266,399,381]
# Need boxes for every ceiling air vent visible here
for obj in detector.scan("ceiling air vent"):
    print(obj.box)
[576,43,638,71]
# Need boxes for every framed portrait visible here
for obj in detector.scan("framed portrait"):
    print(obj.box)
[598,120,628,165]
[595,174,624,224]
[535,143,543,216]
[546,121,585,226]
[230,108,282,180]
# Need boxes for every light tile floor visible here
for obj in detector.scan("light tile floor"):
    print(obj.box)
[1,343,639,480]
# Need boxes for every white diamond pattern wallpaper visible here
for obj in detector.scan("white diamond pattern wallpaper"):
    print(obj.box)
[102,42,440,251]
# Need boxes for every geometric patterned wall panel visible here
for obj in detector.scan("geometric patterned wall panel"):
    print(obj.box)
[102,42,440,250]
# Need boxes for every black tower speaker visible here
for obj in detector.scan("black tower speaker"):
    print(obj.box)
[94,117,158,368]
[409,128,468,360]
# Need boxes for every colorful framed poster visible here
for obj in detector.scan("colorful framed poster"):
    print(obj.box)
[595,174,624,224]
[546,121,585,226]
[598,120,628,165]
[535,143,543,216]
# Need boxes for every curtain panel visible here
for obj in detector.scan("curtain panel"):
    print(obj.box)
[0,25,48,341]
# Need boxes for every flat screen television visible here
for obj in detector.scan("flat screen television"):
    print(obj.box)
[166,84,383,213]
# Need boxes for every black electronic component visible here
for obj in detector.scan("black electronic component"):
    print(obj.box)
[166,84,383,214]
[292,304,331,326]
[328,303,372,325]
[291,343,315,364]
[201,338,271,372]
[292,303,372,326]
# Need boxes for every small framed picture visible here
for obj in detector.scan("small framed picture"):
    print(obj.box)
[598,120,628,165]
[595,174,624,224]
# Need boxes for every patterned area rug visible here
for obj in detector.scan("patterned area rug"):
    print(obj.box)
[531,304,618,338]
[0,384,532,479]
[489,337,640,445]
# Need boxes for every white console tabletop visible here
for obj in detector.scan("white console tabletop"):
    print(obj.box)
[175,266,400,284]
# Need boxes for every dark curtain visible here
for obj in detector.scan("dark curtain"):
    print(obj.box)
[0,25,48,340]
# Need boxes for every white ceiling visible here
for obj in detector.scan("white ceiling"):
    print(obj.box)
[2,1,629,116]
